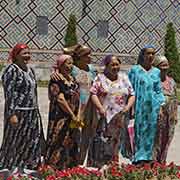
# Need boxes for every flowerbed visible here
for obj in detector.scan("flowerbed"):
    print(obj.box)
[2,162,180,180]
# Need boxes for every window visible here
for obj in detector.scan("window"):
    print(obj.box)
[16,0,20,5]
[36,16,48,35]
[97,20,109,38]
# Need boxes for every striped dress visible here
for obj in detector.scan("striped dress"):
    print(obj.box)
[0,63,45,170]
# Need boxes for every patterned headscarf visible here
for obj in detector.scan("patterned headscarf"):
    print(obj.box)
[53,54,72,70]
[8,43,29,63]
[137,45,155,65]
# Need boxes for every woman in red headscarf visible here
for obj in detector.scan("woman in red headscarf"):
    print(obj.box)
[45,54,80,170]
[0,43,45,171]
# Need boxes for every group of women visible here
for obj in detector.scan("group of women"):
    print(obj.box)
[0,43,178,172]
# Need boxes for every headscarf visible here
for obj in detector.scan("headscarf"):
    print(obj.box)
[63,44,81,56]
[72,45,91,61]
[102,54,121,66]
[154,55,169,67]
[53,54,71,70]
[137,45,155,65]
[103,54,113,66]
[8,43,29,63]
[78,45,91,57]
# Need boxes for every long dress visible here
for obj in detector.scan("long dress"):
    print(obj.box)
[128,65,165,163]
[0,63,45,170]
[81,72,134,167]
[154,76,178,163]
[45,76,80,170]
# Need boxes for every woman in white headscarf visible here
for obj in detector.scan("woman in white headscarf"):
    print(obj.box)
[153,56,178,163]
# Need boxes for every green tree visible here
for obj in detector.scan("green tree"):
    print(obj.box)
[64,14,78,47]
[164,22,180,82]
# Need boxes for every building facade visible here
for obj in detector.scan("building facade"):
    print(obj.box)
[0,0,180,62]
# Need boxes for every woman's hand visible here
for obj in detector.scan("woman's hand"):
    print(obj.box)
[159,106,164,119]
[71,113,77,122]
[9,115,18,126]
[98,107,106,117]
[122,105,130,113]
[50,72,63,81]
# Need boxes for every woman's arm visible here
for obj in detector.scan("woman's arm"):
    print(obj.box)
[2,65,18,125]
[90,74,106,117]
[123,95,135,113]
[91,94,106,117]
[57,93,76,119]
[49,81,76,120]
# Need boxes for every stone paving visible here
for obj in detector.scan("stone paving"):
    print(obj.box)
[0,87,180,164]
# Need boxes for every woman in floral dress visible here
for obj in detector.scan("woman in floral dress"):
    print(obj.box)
[45,55,80,170]
[153,56,178,163]
[82,54,135,167]
[0,43,45,171]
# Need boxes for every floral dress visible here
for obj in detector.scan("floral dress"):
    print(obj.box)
[128,65,165,163]
[0,63,45,170]
[154,76,178,163]
[45,77,80,170]
[82,72,134,167]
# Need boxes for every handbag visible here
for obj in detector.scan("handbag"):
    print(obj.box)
[69,102,85,129]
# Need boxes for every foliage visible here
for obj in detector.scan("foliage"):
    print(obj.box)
[36,162,180,180]
[177,88,180,103]
[0,63,5,72]
[64,14,78,47]
[2,162,180,179]
[164,22,180,83]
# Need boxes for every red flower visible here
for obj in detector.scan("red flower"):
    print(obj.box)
[176,172,180,179]
[46,175,56,180]
[124,164,136,173]
[153,161,162,169]
[6,176,13,180]
[168,162,175,168]
[143,163,151,171]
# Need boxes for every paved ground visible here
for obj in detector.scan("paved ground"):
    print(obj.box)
[0,87,180,164]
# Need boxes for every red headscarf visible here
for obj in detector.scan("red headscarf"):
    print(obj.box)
[8,43,29,63]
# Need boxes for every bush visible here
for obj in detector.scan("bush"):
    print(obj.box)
[164,22,180,83]
[0,63,5,72]
[64,14,78,47]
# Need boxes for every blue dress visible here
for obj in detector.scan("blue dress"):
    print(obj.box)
[71,64,97,106]
[128,65,165,162]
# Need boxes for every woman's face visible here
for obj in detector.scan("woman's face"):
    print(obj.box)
[158,61,169,74]
[61,57,74,74]
[80,53,91,65]
[16,48,31,65]
[143,48,155,66]
[106,56,121,75]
